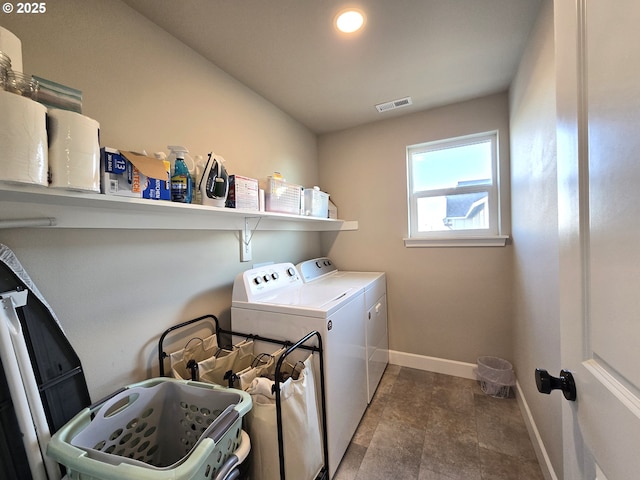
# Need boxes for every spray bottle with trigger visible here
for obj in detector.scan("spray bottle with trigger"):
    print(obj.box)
[168,145,193,203]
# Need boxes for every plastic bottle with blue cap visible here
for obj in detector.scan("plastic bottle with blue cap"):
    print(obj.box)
[168,145,193,203]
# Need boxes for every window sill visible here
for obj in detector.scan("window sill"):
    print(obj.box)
[403,235,509,248]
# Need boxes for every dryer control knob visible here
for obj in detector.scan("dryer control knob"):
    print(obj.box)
[263,275,270,282]
[287,267,296,277]
[316,261,322,268]
[271,272,279,280]
[253,277,262,285]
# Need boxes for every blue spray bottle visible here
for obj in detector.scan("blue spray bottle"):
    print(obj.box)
[168,145,193,203]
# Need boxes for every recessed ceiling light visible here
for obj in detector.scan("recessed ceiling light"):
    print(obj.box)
[335,9,365,33]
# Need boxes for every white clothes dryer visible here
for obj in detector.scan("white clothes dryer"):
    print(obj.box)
[296,257,389,403]
[231,262,367,478]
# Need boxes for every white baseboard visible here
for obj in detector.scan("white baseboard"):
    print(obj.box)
[514,381,559,480]
[388,350,557,480]
[388,349,476,379]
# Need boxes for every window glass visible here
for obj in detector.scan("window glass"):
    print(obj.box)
[417,192,489,232]
[411,140,493,192]
[407,132,500,239]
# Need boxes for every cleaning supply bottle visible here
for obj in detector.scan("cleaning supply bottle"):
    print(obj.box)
[193,154,205,204]
[168,145,193,203]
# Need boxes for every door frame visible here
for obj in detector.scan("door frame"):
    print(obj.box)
[555,0,592,477]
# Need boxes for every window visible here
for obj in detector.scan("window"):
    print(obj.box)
[406,131,507,247]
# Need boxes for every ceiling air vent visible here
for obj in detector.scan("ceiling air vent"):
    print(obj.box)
[375,96,413,113]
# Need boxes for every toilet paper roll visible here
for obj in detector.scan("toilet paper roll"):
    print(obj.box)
[48,109,100,192]
[0,27,22,72]
[0,91,48,186]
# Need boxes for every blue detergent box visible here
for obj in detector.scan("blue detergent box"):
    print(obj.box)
[101,148,170,200]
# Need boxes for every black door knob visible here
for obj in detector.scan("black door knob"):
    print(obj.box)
[535,368,577,401]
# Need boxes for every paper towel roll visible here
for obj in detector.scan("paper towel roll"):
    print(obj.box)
[48,109,100,192]
[0,91,48,186]
[0,27,22,73]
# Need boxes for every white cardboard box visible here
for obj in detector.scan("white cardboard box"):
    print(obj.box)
[225,174,259,210]
[101,148,171,200]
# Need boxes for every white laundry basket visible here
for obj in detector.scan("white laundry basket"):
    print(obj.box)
[475,356,516,398]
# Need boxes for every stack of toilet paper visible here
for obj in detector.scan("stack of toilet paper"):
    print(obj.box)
[0,91,48,186]
[48,109,100,192]
[0,26,22,72]
[0,27,100,192]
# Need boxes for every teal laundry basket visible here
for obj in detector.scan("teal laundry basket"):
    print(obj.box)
[47,377,251,480]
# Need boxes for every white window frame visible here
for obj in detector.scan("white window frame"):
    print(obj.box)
[405,131,508,247]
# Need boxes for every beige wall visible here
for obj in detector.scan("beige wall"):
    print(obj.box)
[0,1,323,400]
[509,0,563,477]
[318,93,514,364]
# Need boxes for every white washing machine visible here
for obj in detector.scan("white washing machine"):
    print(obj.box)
[231,262,368,479]
[296,257,388,403]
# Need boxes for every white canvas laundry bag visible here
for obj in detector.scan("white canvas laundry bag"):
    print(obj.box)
[245,354,323,480]
[169,334,220,380]
[232,345,288,391]
[170,335,255,386]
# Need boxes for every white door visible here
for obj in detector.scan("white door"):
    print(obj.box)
[556,0,640,478]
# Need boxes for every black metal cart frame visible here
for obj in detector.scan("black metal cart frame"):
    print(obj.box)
[158,314,329,480]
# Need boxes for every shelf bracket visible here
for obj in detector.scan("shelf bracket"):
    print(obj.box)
[240,218,252,262]
[238,216,264,262]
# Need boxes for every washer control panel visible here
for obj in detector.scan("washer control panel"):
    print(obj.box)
[233,262,302,302]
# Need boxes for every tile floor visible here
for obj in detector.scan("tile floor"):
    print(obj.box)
[333,365,545,480]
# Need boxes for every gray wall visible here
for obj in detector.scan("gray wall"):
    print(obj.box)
[318,93,514,365]
[0,0,323,400]
[509,0,563,477]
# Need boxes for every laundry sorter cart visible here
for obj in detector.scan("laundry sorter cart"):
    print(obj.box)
[46,377,252,480]
[158,314,330,480]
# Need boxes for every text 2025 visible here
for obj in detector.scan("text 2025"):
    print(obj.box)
[16,2,46,13]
